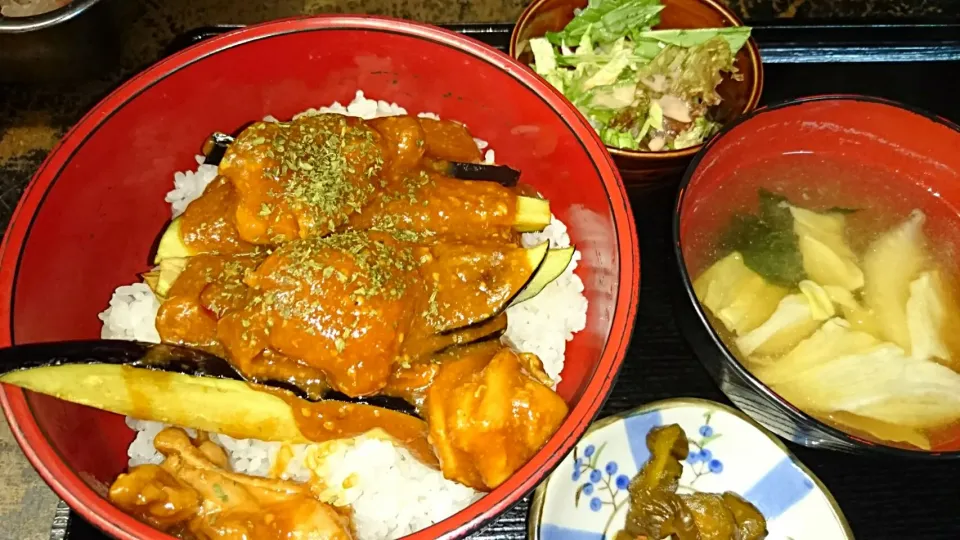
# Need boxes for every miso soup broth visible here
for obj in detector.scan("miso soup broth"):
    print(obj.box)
[686,153,960,451]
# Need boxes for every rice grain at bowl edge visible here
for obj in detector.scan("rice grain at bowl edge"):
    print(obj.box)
[97,90,590,540]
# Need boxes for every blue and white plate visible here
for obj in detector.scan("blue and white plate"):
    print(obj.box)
[529,398,853,540]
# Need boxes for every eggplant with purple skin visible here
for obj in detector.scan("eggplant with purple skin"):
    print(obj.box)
[204,131,522,186]
[150,130,549,262]
[153,234,574,317]
[508,246,575,307]
[0,340,428,445]
[0,317,512,418]
[152,234,572,342]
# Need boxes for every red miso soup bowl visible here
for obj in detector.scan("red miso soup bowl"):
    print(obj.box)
[0,16,641,540]
[673,95,960,458]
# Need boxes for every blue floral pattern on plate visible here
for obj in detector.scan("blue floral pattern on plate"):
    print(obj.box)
[686,412,723,486]
[571,442,636,536]
[530,399,854,540]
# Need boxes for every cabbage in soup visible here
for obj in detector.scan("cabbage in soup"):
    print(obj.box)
[690,154,960,451]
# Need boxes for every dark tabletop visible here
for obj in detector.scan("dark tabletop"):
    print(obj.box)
[3,0,960,226]
[3,2,960,539]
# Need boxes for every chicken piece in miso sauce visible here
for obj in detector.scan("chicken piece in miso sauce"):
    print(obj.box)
[110,428,354,540]
[173,113,533,256]
[157,231,546,397]
[425,341,569,490]
[688,155,960,451]
[179,176,257,256]
[220,114,385,244]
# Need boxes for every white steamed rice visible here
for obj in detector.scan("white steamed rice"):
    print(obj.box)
[99,90,587,540]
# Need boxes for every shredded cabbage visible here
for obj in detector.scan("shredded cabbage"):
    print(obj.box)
[529,0,751,151]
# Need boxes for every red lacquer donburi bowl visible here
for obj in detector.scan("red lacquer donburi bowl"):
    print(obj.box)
[0,16,640,540]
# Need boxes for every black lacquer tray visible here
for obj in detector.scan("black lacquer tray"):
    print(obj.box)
[58,20,960,540]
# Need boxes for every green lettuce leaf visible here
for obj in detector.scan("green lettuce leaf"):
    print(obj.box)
[530,37,568,93]
[583,82,638,110]
[600,127,639,149]
[637,36,735,106]
[672,116,718,149]
[632,38,664,59]
[556,49,652,67]
[530,37,558,74]
[546,0,663,46]
[637,27,752,54]
[529,0,752,152]
[581,38,633,90]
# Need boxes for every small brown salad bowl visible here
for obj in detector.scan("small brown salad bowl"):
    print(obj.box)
[510,0,764,188]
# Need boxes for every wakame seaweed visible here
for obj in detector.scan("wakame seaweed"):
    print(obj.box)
[720,189,806,287]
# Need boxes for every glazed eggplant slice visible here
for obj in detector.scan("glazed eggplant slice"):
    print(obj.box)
[152,243,571,328]
[153,194,552,263]
[0,340,303,441]
[509,247,575,307]
[408,313,509,364]
[436,161,521,187]
[201,131,236,166]
[515,196,552,233]
[203,130,521,186]
[428,242,549,333]
[142,257,189,298]
[0,339,435,463]
[0,339,234,376]
[155,218,192,263]
[6,362,309,442]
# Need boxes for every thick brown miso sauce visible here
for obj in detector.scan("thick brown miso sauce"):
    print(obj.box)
[382,362,441,411]
[209,231,533,397]
[384,338,504,411]
[221,115,385,244]
[218,232,422,397]
[117,362,436,468]
[398,313,508,369]
[156,254,263,355]
[418,117,484,163]
[689,153,960,451]
[423,244,536,332]
[243,349,331,401]
[356,115,517,242]
[156,233,536,400]
[168,115,528,395]
[179,114,521,251]
[256,384,438,467]
[151,113,553,474]
[179,176,256,255]
[425,343,569,490]
[346,172,518,244]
